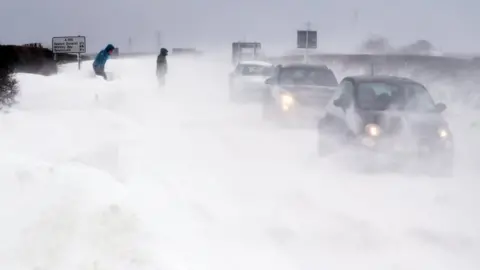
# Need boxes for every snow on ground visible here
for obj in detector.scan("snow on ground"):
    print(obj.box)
[0,55,479,270]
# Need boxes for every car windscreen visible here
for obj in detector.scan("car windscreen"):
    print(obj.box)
[355,82,436,111]
[278,67,338,87]
[239,65,274,76]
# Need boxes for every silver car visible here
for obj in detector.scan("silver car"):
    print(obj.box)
[228,60,274,103]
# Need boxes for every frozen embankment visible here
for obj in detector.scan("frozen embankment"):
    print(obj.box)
[0,56,479,270]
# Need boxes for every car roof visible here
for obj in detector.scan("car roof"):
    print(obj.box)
[345,75,421,85]
[280,63,330,69]
[238,60,273,66]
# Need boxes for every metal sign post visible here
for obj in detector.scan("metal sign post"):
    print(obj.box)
[297,22,317,63]
[305,22,310,63]
[52,35,86,70]
[231,42,261,65]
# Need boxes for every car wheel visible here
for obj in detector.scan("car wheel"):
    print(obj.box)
[317,114,343,136]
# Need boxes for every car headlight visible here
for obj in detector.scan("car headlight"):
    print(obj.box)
[438,128,449,138]
[365,123,381,137]
[280,94,294,111]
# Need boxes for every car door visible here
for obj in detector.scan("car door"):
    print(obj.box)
[266,66,282,99]
[327,79,354,120]
[229,64,242,88]
[342,81,363,135]
[319,79,353,134]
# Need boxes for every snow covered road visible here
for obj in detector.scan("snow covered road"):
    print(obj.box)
[0,55,479,270]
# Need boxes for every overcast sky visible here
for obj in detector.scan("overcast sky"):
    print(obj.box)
[1,0,479,54]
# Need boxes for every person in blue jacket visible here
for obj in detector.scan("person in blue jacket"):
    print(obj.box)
[93,44,115,80]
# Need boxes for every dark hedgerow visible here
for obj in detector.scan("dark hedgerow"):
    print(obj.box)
[0,63,19,108]
[0,42,91,110]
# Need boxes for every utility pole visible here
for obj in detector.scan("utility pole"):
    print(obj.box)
[128,37,133,53]
[353,9,359,25]
[352,8,359,41]
[304,21,311,64]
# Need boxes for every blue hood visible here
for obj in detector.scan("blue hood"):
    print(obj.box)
[93,44,115,68]
[105,44,114,51]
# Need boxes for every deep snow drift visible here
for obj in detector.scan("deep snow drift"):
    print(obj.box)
[1,55,479,270]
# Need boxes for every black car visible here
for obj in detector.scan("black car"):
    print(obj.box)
[317,75,453,177]
[262,63,338,127]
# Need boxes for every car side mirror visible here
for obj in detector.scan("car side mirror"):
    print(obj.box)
[435,102,447,112]
[265,78,274,85]
[333,94,351,108]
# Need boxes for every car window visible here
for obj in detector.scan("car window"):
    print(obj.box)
[341,80,354,96]
[239,65,274,76]
[331,80,353,101]
[278,67,338,86]
[355,82,436,111]
[331,83,344,100]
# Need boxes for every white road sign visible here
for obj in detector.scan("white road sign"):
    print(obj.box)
[52,36,86,53]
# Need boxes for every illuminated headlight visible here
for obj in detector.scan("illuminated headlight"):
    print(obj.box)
[365,124,381,137]
[280,94,294,111]
[438,128,449,138]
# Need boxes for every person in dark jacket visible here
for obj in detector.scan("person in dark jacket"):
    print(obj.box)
[93,44,115,80]
[156,48,168,86]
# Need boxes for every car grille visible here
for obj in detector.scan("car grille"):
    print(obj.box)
[295,92,333,107]
[410,122,440,139]
[378,116,440,139]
